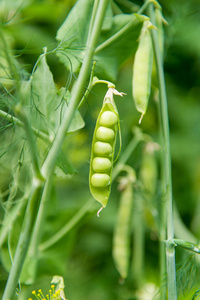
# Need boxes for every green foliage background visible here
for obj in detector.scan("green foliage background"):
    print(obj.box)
[0,0,200,299]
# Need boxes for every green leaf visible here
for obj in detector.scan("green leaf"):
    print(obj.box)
[21,59,85,138]
[56,0,94,72]
[67,109,85,134]
[30,53,58,136]
[94,14,144,81]
[56,0,145,81]
[101,0,113,32]
[20,53,58,137]
[56,151,77,176]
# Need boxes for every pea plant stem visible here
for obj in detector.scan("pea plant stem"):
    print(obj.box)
[149,5,177,299]
[2,180,44,300]
[172,239,200,254]
[86,0,99,45]
[26,173,53,270]
[132,193,145,285]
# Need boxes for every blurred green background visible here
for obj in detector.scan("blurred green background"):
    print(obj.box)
[0,0,200,299]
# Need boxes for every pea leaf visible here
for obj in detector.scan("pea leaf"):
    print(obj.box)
[56,0,94,72]
[56,0,145,81]
[56,151,77,176]
[21,55,85,137]
[101,0,113,32]
[94,14,144,80]
[21,53,59,137]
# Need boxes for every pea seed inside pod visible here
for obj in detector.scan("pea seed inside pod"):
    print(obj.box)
[91,173,110,187]
[94,141,113,156]
[96,126,115,142]
[92,157,112,172]
[99,111,118,127]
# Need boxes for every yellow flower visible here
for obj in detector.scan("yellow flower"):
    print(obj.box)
[30,276,67,300]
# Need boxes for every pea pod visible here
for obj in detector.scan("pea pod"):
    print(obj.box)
[132,20,154,123]
[112,170,135,279]
[140,142,158,196]
[89,88,124,210]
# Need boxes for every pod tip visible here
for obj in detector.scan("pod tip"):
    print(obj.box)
[97,206,104,217]
[139,113,144,124]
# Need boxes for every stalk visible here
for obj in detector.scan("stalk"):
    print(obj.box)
[86,0,99,45]
[23,173,53,282]
[41,0,109,178]
[149,5,177,299]
[2,179,44,300]
[132,193,145,286]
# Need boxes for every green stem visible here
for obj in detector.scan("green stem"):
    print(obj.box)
[27,173,53,258]
[0,109,51,143]
[156,86,167,299]
[86,0,99,45]
[172,239,200,254]
[78,76,115,110]
[17,174,54,283]
[93,79,115,87]
[2,179,44,300]
[166,241,177,299]
[132,194,145,286]
[149,5,177,300]
[77,62,97,110]
[41,0,109,178]
[155,53,167,300]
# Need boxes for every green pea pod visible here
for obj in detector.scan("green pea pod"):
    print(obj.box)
[89,88,124,210]
[132,20,154,123]
[113,179,134,279]
[140,142,158,196]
